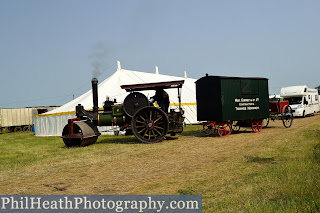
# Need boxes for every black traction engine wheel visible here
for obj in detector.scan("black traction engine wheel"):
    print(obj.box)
[131,106,169,143]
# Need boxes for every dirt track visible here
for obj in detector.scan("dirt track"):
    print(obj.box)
[0,114,319,195]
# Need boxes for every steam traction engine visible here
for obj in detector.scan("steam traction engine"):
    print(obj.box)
[61,78,184,147]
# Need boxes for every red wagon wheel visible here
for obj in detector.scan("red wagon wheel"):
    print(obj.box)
[217,124,232,137]
[251,119,263,133]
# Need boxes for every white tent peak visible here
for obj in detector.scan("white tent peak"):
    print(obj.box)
[117,60,121,71]
[184,71,188,78]
[155,66,159,75]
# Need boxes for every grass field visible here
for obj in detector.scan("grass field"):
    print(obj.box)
[0,114,320,212]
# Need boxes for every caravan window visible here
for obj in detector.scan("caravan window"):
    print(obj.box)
[316,95,318,101]
[284,97,302,105]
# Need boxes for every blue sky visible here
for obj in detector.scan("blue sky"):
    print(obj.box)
[1,0,319,108]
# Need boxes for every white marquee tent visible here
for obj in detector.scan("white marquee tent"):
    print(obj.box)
[34,62,197,136]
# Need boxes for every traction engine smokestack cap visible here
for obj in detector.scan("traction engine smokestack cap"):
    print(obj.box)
[92,78,98,84]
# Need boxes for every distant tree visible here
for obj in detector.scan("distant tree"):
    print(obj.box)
[315,85,320,94]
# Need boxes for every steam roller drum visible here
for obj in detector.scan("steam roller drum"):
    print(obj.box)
[62,121,100,147]
[123,92,149,117]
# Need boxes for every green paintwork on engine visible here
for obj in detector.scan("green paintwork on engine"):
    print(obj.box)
[98,113,125,126]
[112,105,123,116]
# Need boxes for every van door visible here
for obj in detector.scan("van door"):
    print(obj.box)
[316,94,320,112]
[306,95,312,115]
[303,97,309,116]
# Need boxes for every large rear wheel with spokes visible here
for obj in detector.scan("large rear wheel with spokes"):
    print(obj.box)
[131,106,169,143]
[282,105,293,128]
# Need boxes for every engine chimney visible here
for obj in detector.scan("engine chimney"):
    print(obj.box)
[92,78,99,114]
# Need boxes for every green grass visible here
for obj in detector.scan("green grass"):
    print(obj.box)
[0,122,320,212]
[0,131,134,172]
[191,125,320,212]
[0,125,203,173]
[0,132,60,171]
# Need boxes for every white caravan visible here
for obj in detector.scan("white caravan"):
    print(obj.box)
[280,85,319,117]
